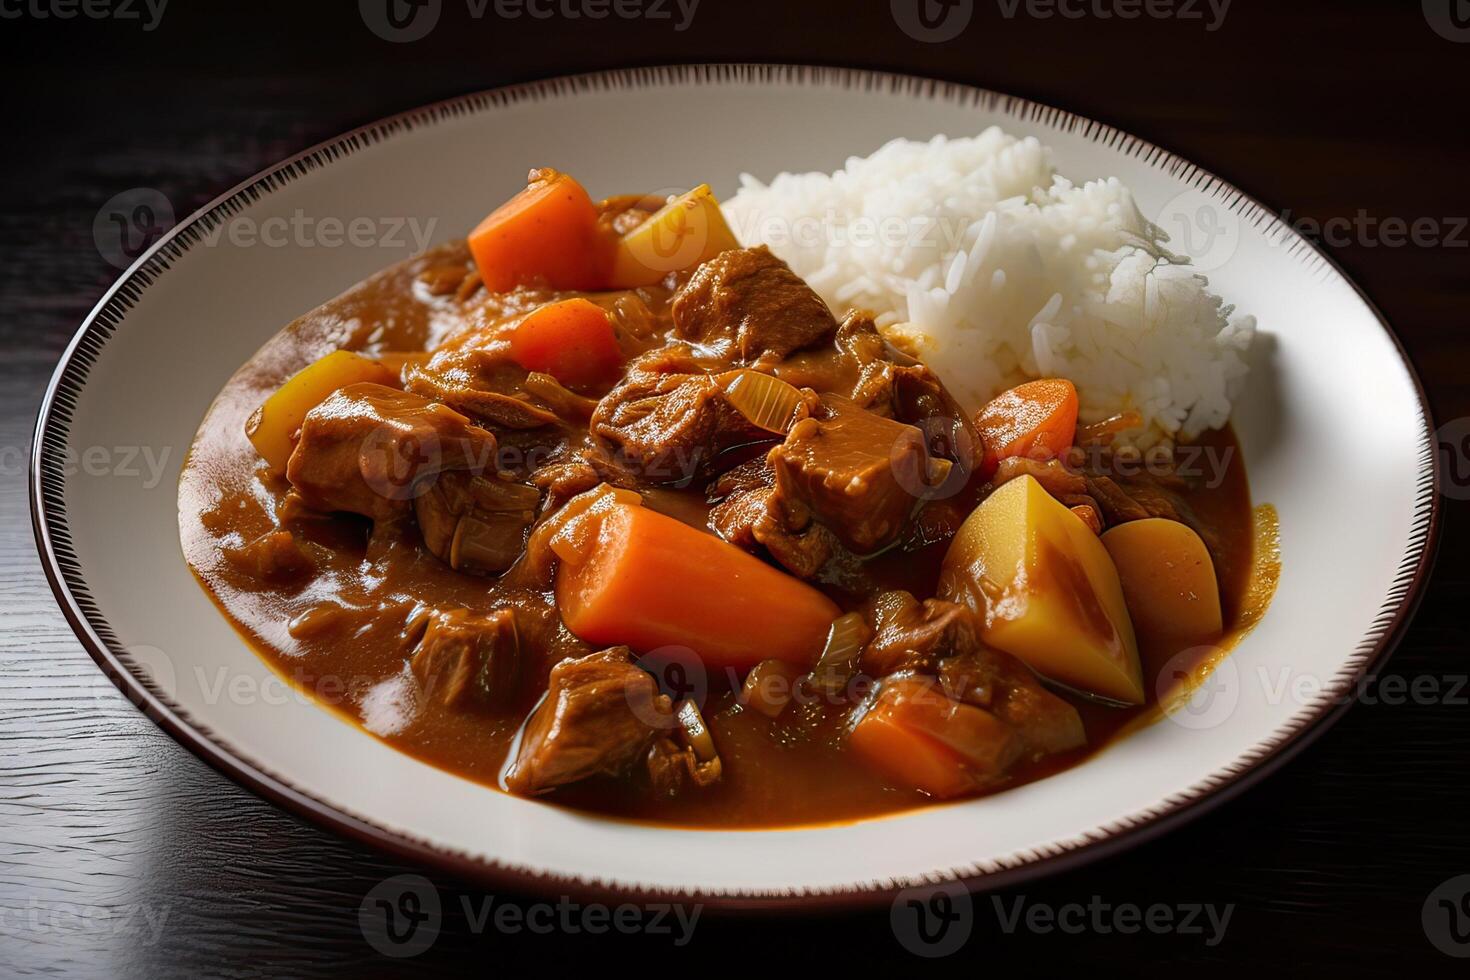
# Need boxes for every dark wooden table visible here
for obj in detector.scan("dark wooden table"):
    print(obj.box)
[2,2,1467,974]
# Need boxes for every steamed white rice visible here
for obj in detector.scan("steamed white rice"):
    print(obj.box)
[722,128,1256,446]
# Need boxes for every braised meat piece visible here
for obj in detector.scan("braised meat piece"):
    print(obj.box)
[991,456,1105,532]
[855,591,1085,758]
[671,246,837,365]
[769,393,936,553]
[503,647,672,796]
[530,459,603,511]
[224,529,315,582]
[938,647,1086,757]
[405,343,560,429]
[1068,448,1223,547]
[1085,473,1183,523]
[890,357,982,478]
[413,471,541,574]
[646,741,723,796]
[591,347,767,483]
[774,313,969,431]
[286,383,498,521]
[410,607,521,709]
[774,311,892,408]
[993,456,1090,499]
[859,591,976,678]
[646,738,696,797]
[708,458,836,579]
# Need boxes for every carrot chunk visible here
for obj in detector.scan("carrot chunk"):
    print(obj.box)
[975,379,1079,477]
[468,169,609,292]
[553,500,839,672]
[850,675,1020,799]
[509,298,624,389]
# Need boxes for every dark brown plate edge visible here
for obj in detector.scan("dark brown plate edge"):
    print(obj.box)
[29,63,1442,914]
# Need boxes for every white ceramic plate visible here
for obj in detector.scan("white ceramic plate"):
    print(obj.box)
[32,66,1439,907]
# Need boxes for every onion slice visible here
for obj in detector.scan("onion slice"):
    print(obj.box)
[808,612,873,696]
[719,369,806,435]
[1076,410,1143,446]
[675,699,719,763]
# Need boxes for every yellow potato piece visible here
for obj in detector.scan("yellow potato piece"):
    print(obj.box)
[608,184,740,288]
[246,350,394,473]
[940,475,1144,704]
[1102,518,1223,652]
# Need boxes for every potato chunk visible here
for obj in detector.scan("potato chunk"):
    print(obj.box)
[1101,518,1223,651]
[246,350,395,473]
[608,184,740,288]
[940,475,1143,704]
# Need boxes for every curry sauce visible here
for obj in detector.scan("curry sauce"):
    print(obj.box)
[181,240,1271,829]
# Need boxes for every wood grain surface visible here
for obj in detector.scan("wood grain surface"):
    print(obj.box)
[1,1,1467,975]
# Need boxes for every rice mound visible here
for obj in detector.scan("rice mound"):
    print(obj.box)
[722,128,1256,445]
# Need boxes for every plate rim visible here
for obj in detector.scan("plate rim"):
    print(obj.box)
[29,63,1442,911]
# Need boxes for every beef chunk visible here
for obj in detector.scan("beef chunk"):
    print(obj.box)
[859,591,975,678]
[835,312,893,408]
[591,348,767,483]
[994,456,1090,499]
[519,371,599,422]
[413,471,541,574]
[773,311,891,407]
[889,356,983,478]
[775,313,965,424]
[645,734,723,797]
[1084,473,1182,524]
[410,608,521,709]
[405,344,559,429]
[503,647,672,796]
[855,591,1085,759]
[530,459,603,511]
[286,383,498,521]
[224,529,315,582]
[769,393,936,553]
[708,458,835,578]
[938,648,1086,757]
[528,448,646,511]
[1078,458,1225,551]
[671,246,836,365]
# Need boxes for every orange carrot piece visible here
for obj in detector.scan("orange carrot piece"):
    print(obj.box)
[975,379,1079,477]
[468,169,609,292]
[850,676,1019,799]
[554,501,839,673]
[509,298,624,389]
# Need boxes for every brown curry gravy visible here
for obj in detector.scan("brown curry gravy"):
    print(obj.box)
[180,241,1276,829]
